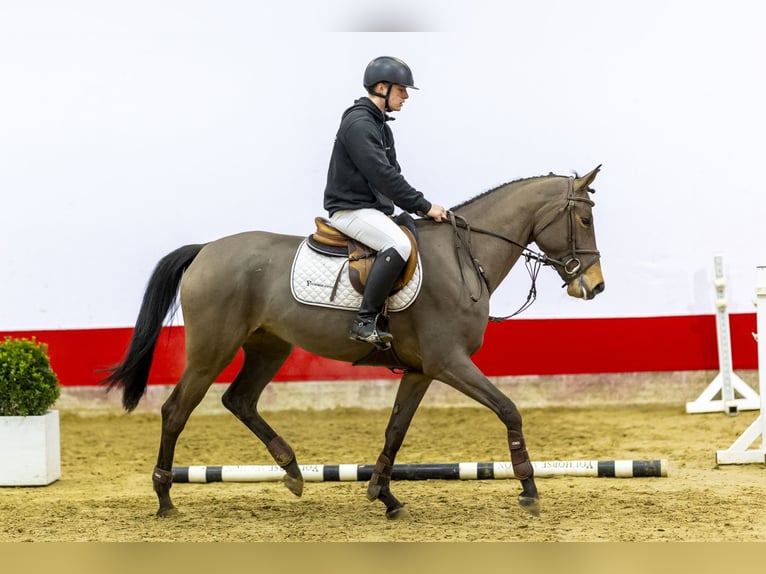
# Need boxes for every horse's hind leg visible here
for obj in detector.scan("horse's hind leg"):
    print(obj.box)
[221,331,304,497]
[153,324,246,517]
[368,371,432,520]
[154,360,236,517]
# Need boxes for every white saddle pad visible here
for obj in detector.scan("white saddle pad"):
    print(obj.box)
[290,239,422,312]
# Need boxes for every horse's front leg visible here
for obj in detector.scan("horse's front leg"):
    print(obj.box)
[508,429,539,514]
[434,356,540,517]
[368,371,432,520]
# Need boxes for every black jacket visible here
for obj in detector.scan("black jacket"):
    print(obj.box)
[323,97,432,217]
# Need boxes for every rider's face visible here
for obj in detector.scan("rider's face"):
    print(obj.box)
[387,84,409,111]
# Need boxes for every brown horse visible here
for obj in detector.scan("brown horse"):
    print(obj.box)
[105,166,605,519]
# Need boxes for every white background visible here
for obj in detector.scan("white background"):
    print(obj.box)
[1,1,764,330]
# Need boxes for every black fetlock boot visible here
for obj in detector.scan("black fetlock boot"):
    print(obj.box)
[349,247,406,350]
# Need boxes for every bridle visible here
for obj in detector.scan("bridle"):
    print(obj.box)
[447,176,600,321]
[531,176,600,276]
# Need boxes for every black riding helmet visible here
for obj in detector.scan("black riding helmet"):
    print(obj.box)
[363,56,418,112]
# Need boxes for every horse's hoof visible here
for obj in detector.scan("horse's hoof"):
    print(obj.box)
[282,474,304,497]
[385,505,412,521]
[156,506,180,518]
[518,496,540,517]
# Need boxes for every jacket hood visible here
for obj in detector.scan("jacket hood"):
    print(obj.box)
[342,97,393,123]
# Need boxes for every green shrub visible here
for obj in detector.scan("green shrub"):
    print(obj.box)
[0,337,60,416]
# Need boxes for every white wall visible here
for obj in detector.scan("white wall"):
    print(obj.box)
[2,1,764,329]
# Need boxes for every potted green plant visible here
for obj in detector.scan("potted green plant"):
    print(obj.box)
[0,337,61,485]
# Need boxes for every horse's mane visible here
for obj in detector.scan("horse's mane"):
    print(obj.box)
[449,173,566,211]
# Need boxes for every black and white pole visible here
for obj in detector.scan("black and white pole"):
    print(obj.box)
[172,459,668,484]
[686,255,760,415]
[716,265,766,465]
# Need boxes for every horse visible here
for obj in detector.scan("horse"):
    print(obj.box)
[104,165,605,519]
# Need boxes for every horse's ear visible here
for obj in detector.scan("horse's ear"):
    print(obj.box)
[575,164,602,192]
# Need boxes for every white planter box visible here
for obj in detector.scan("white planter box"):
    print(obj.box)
[0,409,61,486]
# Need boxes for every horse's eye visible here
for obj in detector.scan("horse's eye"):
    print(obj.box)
[581,216,592,226]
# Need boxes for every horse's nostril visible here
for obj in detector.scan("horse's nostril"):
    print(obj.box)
[593,282,605,295]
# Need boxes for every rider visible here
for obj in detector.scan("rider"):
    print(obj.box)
[324,56,447,349]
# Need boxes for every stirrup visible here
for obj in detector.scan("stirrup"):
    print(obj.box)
[349,318,393,350]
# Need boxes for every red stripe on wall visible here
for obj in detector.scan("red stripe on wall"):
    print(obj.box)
[1,313,757,387]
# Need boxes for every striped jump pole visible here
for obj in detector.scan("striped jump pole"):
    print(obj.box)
[172,459,668,484]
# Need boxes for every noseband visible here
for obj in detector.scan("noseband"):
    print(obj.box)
[447,176,599,320]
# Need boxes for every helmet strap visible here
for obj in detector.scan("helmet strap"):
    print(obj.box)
[370,82,394,113]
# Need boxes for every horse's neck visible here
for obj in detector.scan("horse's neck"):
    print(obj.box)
[453,179,554,293]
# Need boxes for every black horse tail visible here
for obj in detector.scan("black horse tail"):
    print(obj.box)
[103,244,205,412]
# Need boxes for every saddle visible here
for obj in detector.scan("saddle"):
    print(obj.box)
[308,214,419,296]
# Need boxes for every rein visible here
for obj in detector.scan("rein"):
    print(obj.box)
[446,176,599,321]
[447,211,545,320]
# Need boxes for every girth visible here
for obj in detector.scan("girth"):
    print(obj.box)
[308,216,419,296]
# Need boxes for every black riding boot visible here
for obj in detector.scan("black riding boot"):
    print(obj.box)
[349,247,407,349]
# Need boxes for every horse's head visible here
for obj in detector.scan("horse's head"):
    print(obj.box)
[532,165,605,300]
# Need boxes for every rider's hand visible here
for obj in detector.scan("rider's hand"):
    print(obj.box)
[427,204,448,222]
